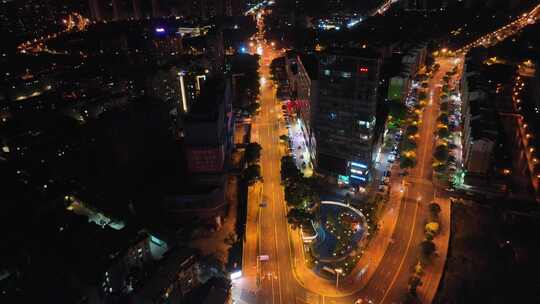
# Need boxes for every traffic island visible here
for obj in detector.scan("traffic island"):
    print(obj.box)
[304,201,368,279]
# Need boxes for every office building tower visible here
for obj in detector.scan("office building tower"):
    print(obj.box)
[151,0,161,17]
[314,49,382,186]
[132,0,142,19]
[89,0,103,21]
[183,77,233,174]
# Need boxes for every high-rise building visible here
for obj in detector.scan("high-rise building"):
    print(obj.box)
[89,0,103,21]
[183,76,233,175]
[313,49,382,185]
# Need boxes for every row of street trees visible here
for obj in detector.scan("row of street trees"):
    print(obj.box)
[280,155,319,228]
[433,66,459,179]
[391,81,431,170]
[403,201,442,303]
[243,142,262,185]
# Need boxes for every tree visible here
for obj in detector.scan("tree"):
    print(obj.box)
[405,125,419,136]
[389,101,408,122]
[245,142,262,164]
[414,261,424,276]
[421,240,436,257]
[244,164,262,185]
[425,222,440,236]
[434,145,449,162]
[245,102,261,116]
[418,91,428,100]
[421,82,429,89]
[440,101,449,112]
[284,178,313,208]
[402,292,418,304]
[400,156,416,169]
[429,202,441,218]
[408,275,423,296]
[438,113,449,125]
[433,163,447,172]
[401,138,417,151]
[281,155,302,184]
[437,127,450,139]
[287,208,314,229]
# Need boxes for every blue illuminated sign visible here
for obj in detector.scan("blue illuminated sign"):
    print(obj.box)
[350,175,366,181]
[351,162,368,169]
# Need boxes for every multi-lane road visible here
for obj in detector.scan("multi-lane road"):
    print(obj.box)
[235,2,540,303]
[456,3,540,54]
[237,11,455,304]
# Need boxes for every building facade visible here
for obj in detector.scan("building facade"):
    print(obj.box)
[183,76,233,175]
[313,50,382,185]
[284,52,318,163]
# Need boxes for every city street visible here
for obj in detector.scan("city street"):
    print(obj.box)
[237,11,453,304]
[359,60,453,303]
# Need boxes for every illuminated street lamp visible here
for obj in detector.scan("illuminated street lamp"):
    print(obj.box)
[335,268,343,288]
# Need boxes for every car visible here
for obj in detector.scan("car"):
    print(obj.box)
[380,180,389,186]
[383,171,391,177]
[387,158,395,163]
[378,185,389,193]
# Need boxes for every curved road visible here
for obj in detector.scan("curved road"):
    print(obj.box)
[238,13,452,304]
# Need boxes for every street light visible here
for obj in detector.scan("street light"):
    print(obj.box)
[335,268,343,289]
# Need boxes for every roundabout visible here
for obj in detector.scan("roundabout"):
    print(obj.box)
[305,201,368,278]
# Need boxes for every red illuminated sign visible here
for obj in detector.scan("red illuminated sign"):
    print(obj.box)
[358,67,369,73]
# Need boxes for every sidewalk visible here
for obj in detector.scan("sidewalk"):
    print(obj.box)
[417,196,451,303]
[287,167,406,296]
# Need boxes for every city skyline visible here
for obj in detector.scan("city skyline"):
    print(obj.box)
[1,1,540,303]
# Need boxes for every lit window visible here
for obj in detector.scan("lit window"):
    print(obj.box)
[342,72,352,78]
[324,69,331,76]
[329,112,337,120]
